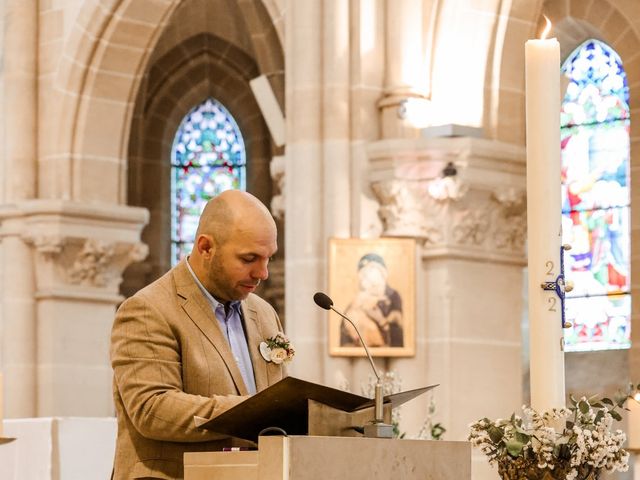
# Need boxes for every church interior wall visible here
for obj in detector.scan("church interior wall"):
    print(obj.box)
[0,0,638,478]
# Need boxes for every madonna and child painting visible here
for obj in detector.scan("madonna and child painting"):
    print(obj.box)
[328,238,415,357]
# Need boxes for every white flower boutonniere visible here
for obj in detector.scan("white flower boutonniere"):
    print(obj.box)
[259,332,295,364]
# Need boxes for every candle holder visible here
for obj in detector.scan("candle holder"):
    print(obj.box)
[540,244,573,328]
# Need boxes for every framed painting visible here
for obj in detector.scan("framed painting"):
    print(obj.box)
[328,238,416,357]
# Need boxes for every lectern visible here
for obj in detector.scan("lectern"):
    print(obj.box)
[186,377,471,479]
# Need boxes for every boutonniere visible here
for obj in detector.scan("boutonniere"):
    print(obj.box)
[259,332,295,364]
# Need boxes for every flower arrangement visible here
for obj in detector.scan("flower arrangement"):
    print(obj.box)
[468,383,640,480]
[259,332,295,364]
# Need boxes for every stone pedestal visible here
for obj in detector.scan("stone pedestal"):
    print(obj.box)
[185,436,471,480]
[367,136,525,474]
[0,200,148,416]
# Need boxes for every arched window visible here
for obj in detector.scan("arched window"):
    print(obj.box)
[171,98,246,265]
[560,40,630,352]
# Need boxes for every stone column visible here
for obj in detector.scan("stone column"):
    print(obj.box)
[1,0,38,417]
[378,0,429,138]
[368,136,526,451]
[0,201,148,416]
[284,0,326,381]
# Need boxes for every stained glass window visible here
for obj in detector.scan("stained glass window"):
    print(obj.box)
[171,98,246,265]
[560,40,631,352]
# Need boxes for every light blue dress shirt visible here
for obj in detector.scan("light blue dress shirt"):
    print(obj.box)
[186,260,257,395]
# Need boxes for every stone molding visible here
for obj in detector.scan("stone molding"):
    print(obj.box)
[0,200,149,301]
[368,137,527,265]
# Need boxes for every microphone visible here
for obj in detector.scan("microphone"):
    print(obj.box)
[313,291,393,438]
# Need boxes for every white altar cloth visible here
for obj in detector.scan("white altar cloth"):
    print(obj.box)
[0,417,116,480]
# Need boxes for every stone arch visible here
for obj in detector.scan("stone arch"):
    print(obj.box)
[48,0,283,205]
[491,0,640,146]
[45,0,182,203]
[122,32,273,294]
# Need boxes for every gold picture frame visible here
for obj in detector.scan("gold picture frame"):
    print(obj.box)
[328,238,416,357]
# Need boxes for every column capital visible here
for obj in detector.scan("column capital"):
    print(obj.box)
[368,137,527,265]
[0,200,149,302]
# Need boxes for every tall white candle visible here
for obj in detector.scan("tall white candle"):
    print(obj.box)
[525,21,566,412]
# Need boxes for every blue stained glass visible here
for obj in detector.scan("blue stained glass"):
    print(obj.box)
[560,40,631,352]
[170,98,246,265]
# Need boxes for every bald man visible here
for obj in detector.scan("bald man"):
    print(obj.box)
[110,191,286,480]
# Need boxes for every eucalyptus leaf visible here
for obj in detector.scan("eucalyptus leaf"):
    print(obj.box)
[515,432,530,444]
[595,410,604,424]
[602,397,614,406]
[611,410,622,421]
[505,439,524,458]
[488,425,504,443]
[578,400,589,414]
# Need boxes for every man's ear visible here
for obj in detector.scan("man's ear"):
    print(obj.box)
[196,234,216,258]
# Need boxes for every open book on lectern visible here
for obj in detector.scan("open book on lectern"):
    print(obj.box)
[195,376,438,442]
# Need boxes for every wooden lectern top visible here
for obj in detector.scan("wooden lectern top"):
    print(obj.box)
[196,376,437,442]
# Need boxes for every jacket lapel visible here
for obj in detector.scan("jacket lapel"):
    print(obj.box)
[242,298,270,392]
[173,260,249,396]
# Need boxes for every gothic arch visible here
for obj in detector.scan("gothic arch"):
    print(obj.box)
[47,0,283,204]
[125,33,271,285]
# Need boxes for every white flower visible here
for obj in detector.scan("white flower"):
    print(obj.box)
[270,347,288,364]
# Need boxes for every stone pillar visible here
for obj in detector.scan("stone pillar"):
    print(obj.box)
[285,0,372,387]
[284,0,326,381]
[0,201,148,416]
[368,136,525,450]
[378,0,429,138]
[1,0,38,417]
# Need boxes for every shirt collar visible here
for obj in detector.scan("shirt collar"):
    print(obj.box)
[185,257,242,314]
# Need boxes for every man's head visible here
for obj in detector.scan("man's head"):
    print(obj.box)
[189,190,277,303]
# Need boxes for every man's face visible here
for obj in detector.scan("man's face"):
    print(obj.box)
[204,223,277,302]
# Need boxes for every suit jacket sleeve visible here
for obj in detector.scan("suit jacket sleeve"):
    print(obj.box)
[111,295,249,443]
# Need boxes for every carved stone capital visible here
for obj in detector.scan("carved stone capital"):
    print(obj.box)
[367,137,527,264]
[23,234,149,291]
[0,200,150,301]
[491,187,527,252]
[23,234,67,258]
[371,180,444,243]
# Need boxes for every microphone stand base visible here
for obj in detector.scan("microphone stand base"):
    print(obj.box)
[363,422,394,439]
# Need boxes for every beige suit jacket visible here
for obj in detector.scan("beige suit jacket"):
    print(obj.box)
[110,259,286,479]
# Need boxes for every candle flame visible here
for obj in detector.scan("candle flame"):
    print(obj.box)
[541,15,552,40]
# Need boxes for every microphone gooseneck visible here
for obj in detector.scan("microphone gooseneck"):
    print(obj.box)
[313,291,391,437]
[313,291,380,383]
